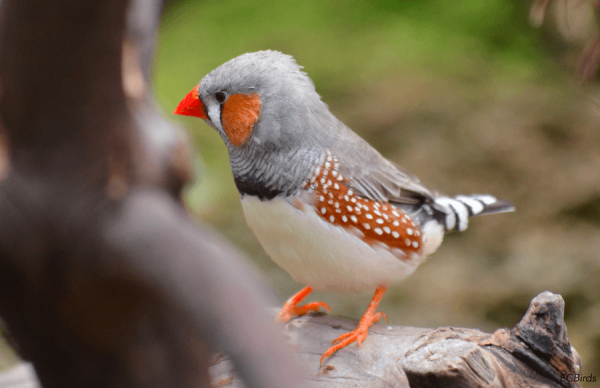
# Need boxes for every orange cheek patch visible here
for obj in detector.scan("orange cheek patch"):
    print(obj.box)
[221,93,262,146]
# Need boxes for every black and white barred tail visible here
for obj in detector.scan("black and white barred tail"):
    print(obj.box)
[434,195,515,232]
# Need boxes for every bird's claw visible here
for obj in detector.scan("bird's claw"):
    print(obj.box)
[277,301,330,323]
[320,311,386,365]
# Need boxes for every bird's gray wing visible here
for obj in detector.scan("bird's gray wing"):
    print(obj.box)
[328,128,513,232]
[341,156,437,205]
[326,126,437,205]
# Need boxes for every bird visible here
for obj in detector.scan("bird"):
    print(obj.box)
[174,50,514,365]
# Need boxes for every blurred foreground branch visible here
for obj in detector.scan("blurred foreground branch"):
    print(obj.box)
[0,0,303,387]
[2,292,584,387]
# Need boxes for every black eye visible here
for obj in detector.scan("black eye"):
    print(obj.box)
[215,91,227,104]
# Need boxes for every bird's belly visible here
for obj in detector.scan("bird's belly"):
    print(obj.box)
[241,196,422,293]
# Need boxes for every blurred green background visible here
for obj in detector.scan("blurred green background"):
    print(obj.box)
[3,0,600,384]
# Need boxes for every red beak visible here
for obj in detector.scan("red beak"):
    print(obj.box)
[173,85,208,119]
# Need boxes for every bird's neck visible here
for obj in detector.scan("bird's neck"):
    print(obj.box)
[228,144,320,200]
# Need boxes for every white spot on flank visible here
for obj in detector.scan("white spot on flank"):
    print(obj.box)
[382,206,388,211]
[337,175,343,181]
[342,215,348,222]
[334,202,339,208]
[347,190,353,196]
[328,200,333,205]
[363,223,371,230]
[332,171,338,177]
[383,214,389,220]
[392,211,400,217]
[351,198,356,203]
[328,193,334,198]
[320,196,324,202]
[351,215,358,223]
[315,167,320,176]
[405,239,411,246]
[321,208,326,214]
[347,205,353,212]
[320,178,325,184]
[392,231,400,238]
[330,215,335,222]
[412,241,419,248]
[374,228,383,235]
[393,221,399,226]
[325,162,331,169]
[376,218,384,224]
[355,207,361,212]
[415,231,420,236]
[334,183,339,190]
[402,218,407,223]
[327,180,332,186]
[366,214,373,219]
[363,205,370,211]
[383,226,391,234]
[407,228,413,235]
[344,195,349,201]
[374,210,382,216]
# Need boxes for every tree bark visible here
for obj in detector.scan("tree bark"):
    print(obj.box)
[211,291,584,388]
[1,291,584,387]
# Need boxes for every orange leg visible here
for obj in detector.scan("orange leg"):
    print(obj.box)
[277,286,330,323]
[320,285,388,365]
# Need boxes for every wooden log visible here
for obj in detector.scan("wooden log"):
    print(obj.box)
[211,291,581,388]
[0,291,584,387]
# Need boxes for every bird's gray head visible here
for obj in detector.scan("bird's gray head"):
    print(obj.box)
[174,51,344,199]
[175,50,335,151]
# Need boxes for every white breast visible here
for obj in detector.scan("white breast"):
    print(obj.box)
[241,196,435,293]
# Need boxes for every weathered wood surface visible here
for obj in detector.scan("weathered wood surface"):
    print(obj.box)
[210,291,582,388]
[3,291,580,388]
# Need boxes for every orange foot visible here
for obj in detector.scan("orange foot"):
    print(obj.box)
[277,286,330,323]
[320,285,388,365]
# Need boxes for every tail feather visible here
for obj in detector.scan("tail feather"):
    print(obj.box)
[434,194,514,232]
